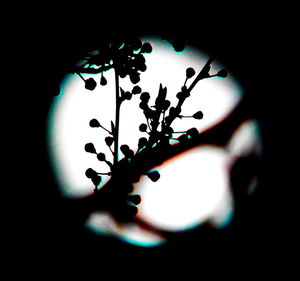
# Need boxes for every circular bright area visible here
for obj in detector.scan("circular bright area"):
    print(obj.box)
[46,37,261,246]
[48,37,243,198]
[136,145,231,231]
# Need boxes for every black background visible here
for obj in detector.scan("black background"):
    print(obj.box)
[7,5,293,278]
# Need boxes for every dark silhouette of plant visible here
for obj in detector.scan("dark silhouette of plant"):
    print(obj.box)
[72,37,228,222]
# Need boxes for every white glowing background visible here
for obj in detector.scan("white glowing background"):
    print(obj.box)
[47,37,261,247]
[136,146,230,231]
[86,119,261,247]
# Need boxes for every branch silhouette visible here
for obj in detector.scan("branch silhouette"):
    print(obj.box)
[72,38,229,222]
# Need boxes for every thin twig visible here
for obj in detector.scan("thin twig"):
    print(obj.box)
[108,145,114,156]
[165,57,214,128]
[97,172,112,176]
[99,124,112,135]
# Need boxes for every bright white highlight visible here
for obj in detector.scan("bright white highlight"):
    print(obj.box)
[136,145,231,231]
[48,70,121,197]
[86,211,165,247]
[85,120,260,244]
[135,120,261,232]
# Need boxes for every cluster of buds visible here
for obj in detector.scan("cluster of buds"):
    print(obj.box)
[78,39,228,222]
[74,38,152,90]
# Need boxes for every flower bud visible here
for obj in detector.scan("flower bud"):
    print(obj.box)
[84,143,96,153]
[217,69,228,78]
[186,67,196,79]
[193,111,204,120]
[146,171,160,182]
[139,123,148,132]
[100,75,107,86]
[128,195,141,205]
[140,42,152,53]
[105,136,114,146]
[85,78,97,90]
[89,119,100,128]
[85,168,97,178]
[97,153,106,161]
[138,137,148,149]
[132,85,142,95]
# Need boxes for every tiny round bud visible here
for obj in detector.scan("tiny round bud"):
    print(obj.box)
[140,42,152,53]
[138,137,148,149]
[84,143,96,153]
[89,119,100,128]
[193,111,204,120]
[123,91,132,100]
[97,153,106,161]
[217,69,228,78]
[181,85,187,92]
[85,168,96,178]
[186,67,196,79]
[186,128,199,138]
[91,175,102,187]
[140,92,150,102]
[85,78,97,90]
[128,195,141,205]
[146,171,160,182]
[120,144,130,154]
[105,136,114,146]
[176,91,184,99]
[130,72,140,84]
[130,38,142,50]
[100,75,107,86]
[139,123,148,132]
[132,85,142,95]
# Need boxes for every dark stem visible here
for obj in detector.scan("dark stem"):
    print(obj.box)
[76,72,86,81]
[165,56,214,128]
[99,124,112,135]
[113,69,121,166]
[187,57,214,92]
[105,160,113,170]
[108,145,114,156]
